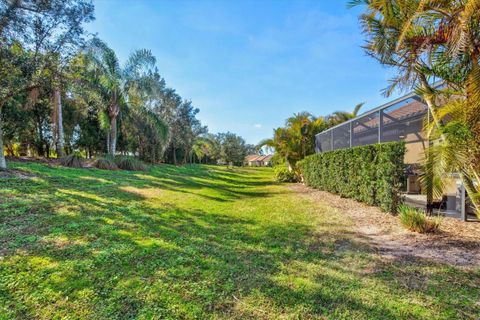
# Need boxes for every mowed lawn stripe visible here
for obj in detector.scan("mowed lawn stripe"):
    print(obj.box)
[0,162,478,319]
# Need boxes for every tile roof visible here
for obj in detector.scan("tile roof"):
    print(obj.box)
[353,100,427,134]
[245,154,273,162]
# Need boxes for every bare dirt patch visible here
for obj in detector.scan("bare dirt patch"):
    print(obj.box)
[291,183,480,268]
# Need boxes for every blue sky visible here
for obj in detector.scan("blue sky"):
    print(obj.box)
[88,0,399,144]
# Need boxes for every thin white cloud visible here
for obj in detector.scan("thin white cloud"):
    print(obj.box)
[254,123,262,128]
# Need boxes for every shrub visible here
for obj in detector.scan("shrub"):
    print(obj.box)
[398,204,440,233]
[114,156,146,171]
[94,157,118,170]
[274,166,298,182]
[60,153,84,168]
[298,141,405,212]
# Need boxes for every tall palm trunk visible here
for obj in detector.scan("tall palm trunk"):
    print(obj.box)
[106,131,110,154]
[418,76,439,214]
[0,108,6,170]
[53,86,65,157]
[183,149,188,165]
[109,116,117,155]
[108,100,119,156]
[172,144,177,165]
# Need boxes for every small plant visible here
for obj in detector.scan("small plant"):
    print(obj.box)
[398,204,440,233]
[274,166,298,182]
[114,156,146,171]
[94,157,118,170]
[60,153,84,168]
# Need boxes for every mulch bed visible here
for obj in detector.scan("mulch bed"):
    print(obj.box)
[291,183,480,268]
[5,156,60,164]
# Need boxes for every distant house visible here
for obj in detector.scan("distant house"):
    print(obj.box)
[245,154,273,167]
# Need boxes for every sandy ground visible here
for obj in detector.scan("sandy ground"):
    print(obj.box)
[291,184,480,268]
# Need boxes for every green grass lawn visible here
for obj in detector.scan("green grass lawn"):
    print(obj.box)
[1,162,479,319]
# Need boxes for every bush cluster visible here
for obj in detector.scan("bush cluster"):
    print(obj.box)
[398,204,440,233]
[274,166,298,182]
[94,157,118,170]
[299,142,405,212]
[60,153,84,168]
[114,156,146,171]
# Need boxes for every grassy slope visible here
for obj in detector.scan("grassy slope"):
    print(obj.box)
[0,162,479,319]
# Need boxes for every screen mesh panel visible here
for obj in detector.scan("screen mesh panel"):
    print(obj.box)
[315,93,430,161]
[381,98,427,143]
[352,111,379,147]
[332,123,350,150]
[316,131,332,152]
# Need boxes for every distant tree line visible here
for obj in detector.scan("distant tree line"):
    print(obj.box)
[0,0,251,169]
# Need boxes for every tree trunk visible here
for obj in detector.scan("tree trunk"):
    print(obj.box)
[183,149,188,165]
[109,116,117,155]
[424,146,434,215]
[172,141,177,165]
[54,87,65,157]
[418,74,442,127]
[418,76,437,214]
[37,122,45,157]
[0,109,6,170]
[106,131,110,155]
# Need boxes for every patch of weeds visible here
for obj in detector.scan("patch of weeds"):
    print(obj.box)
[60,153,84,168]
[114,156,146,171]
[94,157,118,170]
[398,204,440,233]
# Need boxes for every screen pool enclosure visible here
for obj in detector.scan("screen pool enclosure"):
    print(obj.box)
[315,92,427,163]
[314,88,472,221]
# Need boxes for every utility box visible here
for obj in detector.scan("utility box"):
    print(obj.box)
[407,175,421,194]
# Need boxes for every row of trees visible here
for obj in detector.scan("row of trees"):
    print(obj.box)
[351,0,480,213]
[191,133,256,166]
[0,1,252,169]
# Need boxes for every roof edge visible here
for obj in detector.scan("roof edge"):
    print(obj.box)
[315,81,444,137]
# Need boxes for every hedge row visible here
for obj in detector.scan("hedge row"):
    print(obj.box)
[299,141,406,213]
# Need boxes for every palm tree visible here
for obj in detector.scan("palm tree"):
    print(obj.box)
[420,99,480,214]
[350,0,445,212]
[85,38,160,156]
[331,102,364,124]
[48,54,67,157]
[191,137,214,164]
[258,112,328,171]
[352,0,480,215]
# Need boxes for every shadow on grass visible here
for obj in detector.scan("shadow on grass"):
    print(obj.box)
[2,162,280,204]
[1,161,479,319]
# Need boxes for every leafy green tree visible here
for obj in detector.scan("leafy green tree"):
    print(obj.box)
[0,0,94,169]
[160,92,206,165]
[218,132,248,166]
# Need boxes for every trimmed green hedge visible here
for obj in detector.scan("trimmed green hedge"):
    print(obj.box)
[299,141,406,213]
